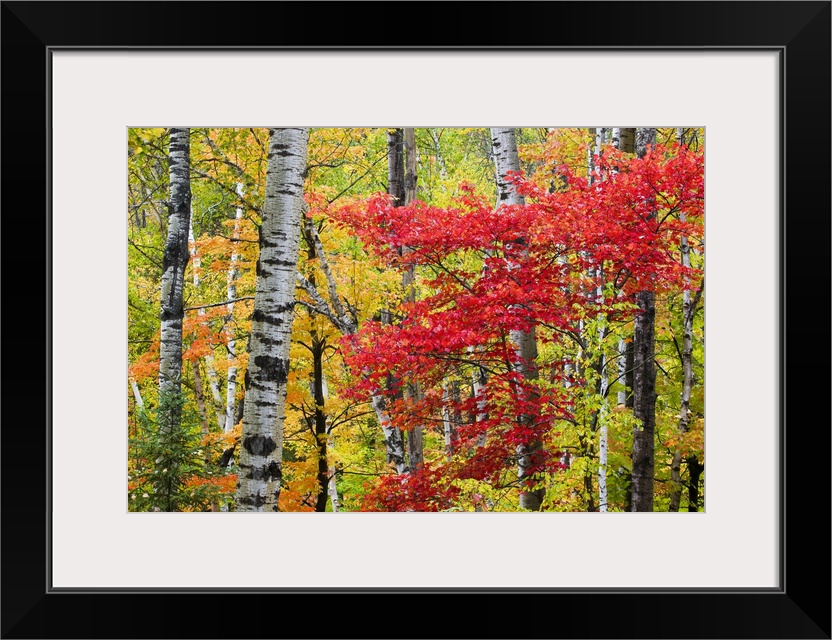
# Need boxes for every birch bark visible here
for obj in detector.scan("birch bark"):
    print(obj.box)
[130,378,144,411]
[611,127,632,407]
[159,128,191,406]
[669,127,702,511]
[223,184,245,432]
[596,269,610,513]
[188,220,225,430]
[156,127,191,510]
[327,427,340,512]
[235,128,308,511]
[402,127,424,473]
[491,127,544,511]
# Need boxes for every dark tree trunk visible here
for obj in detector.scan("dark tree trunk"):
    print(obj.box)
[312,334,329,512]
[629,127,658,512]
[300,222,333,512]
[630,289,657,511]
[687,456,704,511]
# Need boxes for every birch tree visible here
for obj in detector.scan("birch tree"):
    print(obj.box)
[491,127,544,511]
[235,127,309,512]
[188,219,227,433]
[402,127,424,472]
[159,128,191,405]
[593,129,610,513]
[669,127,704,511]
[224,184,245,432]
[295,216,408,475]
[155,127,192,509]
[360,127,407,473]
[630,127,658,512]
[298,216,337,511]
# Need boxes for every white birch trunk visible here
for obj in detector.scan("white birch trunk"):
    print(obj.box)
[428,128,449,186]
[670,126,697,511]
[596,274,609,513]
[370,394,407,474]
[319,378,339,512]
[235,128,308,512]
[592,127,605,183]
[471,360,488,448]
[618,127,636,154]
[159,128,191,404]
[155,127,191,510]
[206,356,225,430]
[130,378,144,411]
[189,218,225,430]
[617,339,628,406]
[610,127,629,407]
[442,384,453,460]
[491,127,543,511]
[327,466,340,512]
[326,419,339,511]
[223,184,245,432]
[402,128,424,473]
[669,228,694,511]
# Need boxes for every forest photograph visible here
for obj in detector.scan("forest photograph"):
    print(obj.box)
[127,126,704,513]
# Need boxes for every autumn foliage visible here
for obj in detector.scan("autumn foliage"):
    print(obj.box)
[128,128,705,512]
[328,142,704,511]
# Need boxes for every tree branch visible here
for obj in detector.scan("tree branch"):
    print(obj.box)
[190,166,262,215]
[185,297,255,311]
[304,216,353,325]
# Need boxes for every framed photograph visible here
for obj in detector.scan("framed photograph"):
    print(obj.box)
[2,2,829,638]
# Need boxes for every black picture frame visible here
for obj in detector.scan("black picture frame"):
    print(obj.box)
[2,2,829,638]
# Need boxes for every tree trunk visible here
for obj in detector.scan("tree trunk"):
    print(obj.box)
[188,218,225,430]
[300,221,333,513]
[491,127,544,511]
[630,127,658,512]
[402,127,424,473]
[159,127,191,404]
[596,268,610,513]
[669,128,698,511]
[387,128,405,205]
[296,218,407,475]
[327,427,339,512]
[312,334,329,512]
[130,378,144,412]
[235,127,308,512]
[156,127,191,509]
[186,220,210,440]
[205,355,226,430]
[224,185,245,432]
[687,455,704,511]
[618,127,636,154]
[191,362,211,443]
[378,127,410,474]
[471,360,489,448]
[441,381,461,460]
[612,127,633,408]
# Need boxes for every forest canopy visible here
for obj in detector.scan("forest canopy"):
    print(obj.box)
[127,127,704,513]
